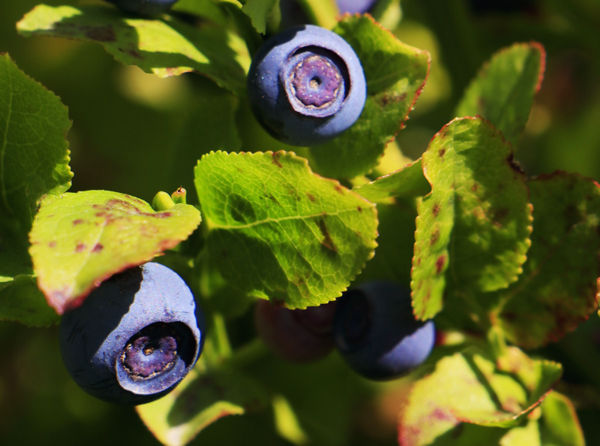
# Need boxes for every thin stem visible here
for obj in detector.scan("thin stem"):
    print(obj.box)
[211,312,232,359]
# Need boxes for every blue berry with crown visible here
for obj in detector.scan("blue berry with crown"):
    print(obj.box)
[247,25,367,146]
[59,262,205,404]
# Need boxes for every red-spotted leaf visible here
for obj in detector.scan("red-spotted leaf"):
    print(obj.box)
[456,42,546,143]
[493,172,600,348]
[411,117,532,320]
[194,151,378,309]
[398,346,561,446]
[29,190,201,314]
[308,14,430,179]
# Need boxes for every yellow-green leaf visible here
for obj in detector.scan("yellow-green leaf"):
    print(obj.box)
[29,190,201,313]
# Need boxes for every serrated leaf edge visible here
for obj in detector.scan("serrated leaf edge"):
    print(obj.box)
[29,191,200,314]
[410,116,533,321]
[194,150,379,309]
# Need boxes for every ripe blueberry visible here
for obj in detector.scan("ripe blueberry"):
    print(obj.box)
[247,25,367,146]
[254,300,337,362]
[336,0,377,14]
[333,281,435,380]
[105,0,178,16]
[59,262,205,405]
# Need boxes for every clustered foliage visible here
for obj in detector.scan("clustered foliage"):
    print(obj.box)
[1,0,599,445]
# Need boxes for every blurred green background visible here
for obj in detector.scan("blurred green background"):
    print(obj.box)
[2,0,600,444]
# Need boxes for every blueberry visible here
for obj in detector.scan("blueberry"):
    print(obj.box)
[254,300,337,362]
[333,281,435,380]
[59,262,205,405]
[247,24,367,146]
[105,0,178,16]
[336,0,377,14]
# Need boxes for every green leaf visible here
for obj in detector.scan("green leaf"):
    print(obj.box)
[308,15,430,179]
[354,159,430,203]
[297,0,338,29]
[0,275,59,326]
[271,394,309,445]
[29,190,201,314]
[137,366,268,446]
[241,0,277,34]
[420,423,506,446]
[174,0,230,25]
[17,5,250,94]
[495,347,564,405]
[0,53,72,237]
[194,151,378,309]
[0,54,72,325]
[398,346,561,446]
[214,0,244,6]
[499,419,541,446]
[456,42,546,143]
[493,172,600,348]
[539,391,585,446]
[411,117,532,320]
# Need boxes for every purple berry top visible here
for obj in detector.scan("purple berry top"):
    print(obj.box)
[247,25,366,146]
[285,50,346,118]
[119,323,180,381]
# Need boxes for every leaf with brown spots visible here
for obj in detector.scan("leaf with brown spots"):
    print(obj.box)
[17,4,250,94]
[194,151,378,309]
[411,117,532,320]
[29,190,201,314]
[309,15,430,179]
[398,345,561,446]
[456,42,545,143]
[493,172,600,348]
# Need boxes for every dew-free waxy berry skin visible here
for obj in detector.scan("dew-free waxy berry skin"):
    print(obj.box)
[247,25,367,146]
[336,0,377,14]
[59,262,205,405]
[106,0,178,16]
[333,281,435,380]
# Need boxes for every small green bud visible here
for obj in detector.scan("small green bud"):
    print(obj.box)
[152,191,175,211]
